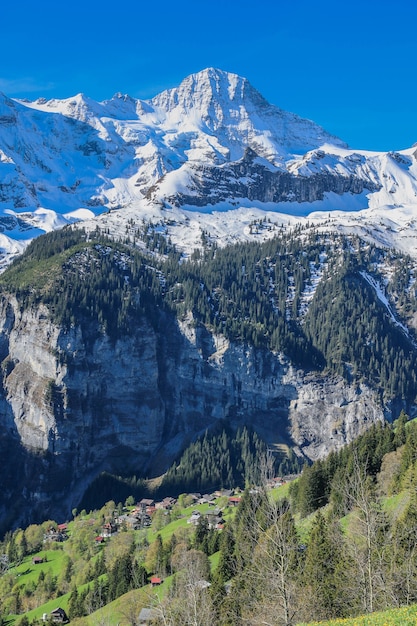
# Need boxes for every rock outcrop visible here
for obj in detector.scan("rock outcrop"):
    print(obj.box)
[157,147,380,208]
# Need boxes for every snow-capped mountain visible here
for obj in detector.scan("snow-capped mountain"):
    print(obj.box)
[2,68,417,532]
[1,67,417,267]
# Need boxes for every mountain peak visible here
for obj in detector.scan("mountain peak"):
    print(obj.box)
[149,67,345,160]
[150,67,269,118]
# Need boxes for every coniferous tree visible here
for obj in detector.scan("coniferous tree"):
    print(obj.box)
[389,492,417,606]
[213,525,236,585]
[303,511,347,620]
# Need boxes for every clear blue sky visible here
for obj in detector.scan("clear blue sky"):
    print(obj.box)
[1,0,416,151]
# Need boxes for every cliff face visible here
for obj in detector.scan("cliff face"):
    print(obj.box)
[0,298,384,530]
[153,148,380,208]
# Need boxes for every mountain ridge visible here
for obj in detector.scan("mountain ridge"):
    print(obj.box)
[0,67,416,270]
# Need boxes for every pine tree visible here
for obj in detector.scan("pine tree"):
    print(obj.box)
[394,410,409,448]
[303,511,346,620]
[214,525,236,584]
[390,492,417,605]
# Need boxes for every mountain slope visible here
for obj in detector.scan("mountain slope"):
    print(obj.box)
[0,226,416,532]
[1,69,417,533]
[0,68,416,269]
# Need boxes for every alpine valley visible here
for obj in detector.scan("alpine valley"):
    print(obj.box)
[1,68,417,534]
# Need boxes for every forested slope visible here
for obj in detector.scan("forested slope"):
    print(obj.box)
[0,224,417,534]
[2,224,416,402]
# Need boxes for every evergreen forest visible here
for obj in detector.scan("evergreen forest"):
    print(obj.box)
[1,224,416,405]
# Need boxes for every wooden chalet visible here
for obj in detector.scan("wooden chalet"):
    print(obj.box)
[48,607,69,623]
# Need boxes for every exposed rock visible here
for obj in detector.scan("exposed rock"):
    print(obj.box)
[157,148,380,207]
[0,299,384,531]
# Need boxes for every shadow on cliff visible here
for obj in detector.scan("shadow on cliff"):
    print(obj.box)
[148,311,300,477]
[0,301,69,536]
[0,298,301,534]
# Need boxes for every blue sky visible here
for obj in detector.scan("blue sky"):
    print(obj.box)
[1,0,416,151]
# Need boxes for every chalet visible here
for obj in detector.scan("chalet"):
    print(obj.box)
[188,493,201,503]
[32,556,44,565]
[228,496,242,507]
[198,494,216,505]
[95,535,105,544]
[116,513,141,530]
[206,512,225,529]
[138,512,152,527]
[46,607,69,623]
[138,498,155,512]
[187,510,201,525]
[150,576,162,587]
[43,527,67,543]
[102,521,117,538]
[215,489,233,498]
[155,496,176,510]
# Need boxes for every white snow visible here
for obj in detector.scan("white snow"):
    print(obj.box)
[360,271,416,344]
[0,68,416,267]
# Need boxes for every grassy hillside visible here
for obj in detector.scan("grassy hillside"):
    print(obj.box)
[299,605,417,626]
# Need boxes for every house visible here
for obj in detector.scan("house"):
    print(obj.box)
[188,493,201,503]
[102,521,117,537]
[198,494,215,505]
[187,510,201,525]
[138,607,159,625]
[228,496,242,507]
[32,557,44,565]
[150,576,162,587]
[47,607,69,623]
[116,513,141,530]
[138,498,155,512]
[95,535,105,544]
[155,496,176,510]
[206,512,225,529]
[43,527,67,543]
[134,511,152,528]
[215,489,233,498]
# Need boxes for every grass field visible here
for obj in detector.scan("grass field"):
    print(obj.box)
[298,604,417,625]
[12,548,67,585]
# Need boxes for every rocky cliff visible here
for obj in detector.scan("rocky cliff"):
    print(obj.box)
[153,147,380,208]
[0,295,384,531]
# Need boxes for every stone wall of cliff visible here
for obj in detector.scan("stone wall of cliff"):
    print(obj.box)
[0,297,384,530]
